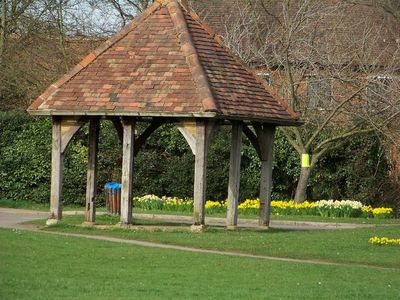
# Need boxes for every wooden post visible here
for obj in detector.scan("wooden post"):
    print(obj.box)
[85,118,100,224]
[226,121,243,229]
[192,119,216,227]
[120,118,135,225]
[193,120,207,226]
[257,125,276,227]
[49,116,63,221]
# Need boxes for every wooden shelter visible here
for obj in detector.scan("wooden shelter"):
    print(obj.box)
[27,0,300,229]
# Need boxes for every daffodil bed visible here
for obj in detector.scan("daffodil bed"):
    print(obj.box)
[369,236,400,246]
[133,195,394,219]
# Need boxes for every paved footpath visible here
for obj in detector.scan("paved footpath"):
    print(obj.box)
[0,208,48,229]
[2,207,394,270]
[0,207,374,231]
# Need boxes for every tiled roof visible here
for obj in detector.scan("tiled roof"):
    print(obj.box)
[27,0,299,125]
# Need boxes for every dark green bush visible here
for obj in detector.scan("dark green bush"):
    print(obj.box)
[0,113,51,202]
[0,112,88,204]
[310,134,392,205]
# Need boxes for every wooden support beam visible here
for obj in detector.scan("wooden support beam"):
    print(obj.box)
[50,116,63,221]
[205,119,217,147]
[108,117,124,144]
[193,119,215,227]
[60,117,87,154]
[109,117,163,155]
[177,120,197,155]
[243,124,261,159]
[85,118,100,224]
[120,117,135,225]
[226,121,243,229]
[134,119,164,156]
[254,124,273,161]
[256,125,276,227]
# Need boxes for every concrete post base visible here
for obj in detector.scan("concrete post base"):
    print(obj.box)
[46,219,59,226]
[190,224,206,232]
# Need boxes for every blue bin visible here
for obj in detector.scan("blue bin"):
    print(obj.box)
[104,182,122,215]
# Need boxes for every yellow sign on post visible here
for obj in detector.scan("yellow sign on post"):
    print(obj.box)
[301,153,311,168]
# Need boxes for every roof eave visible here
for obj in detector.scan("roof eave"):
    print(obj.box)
[219,116,303,126]
[27,109,302,126]
[26,109,218,119]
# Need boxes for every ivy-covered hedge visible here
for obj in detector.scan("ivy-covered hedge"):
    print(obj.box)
[0,112,396,207]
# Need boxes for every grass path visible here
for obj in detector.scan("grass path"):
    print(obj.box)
[38,229,399,271]
[27,213,400,269]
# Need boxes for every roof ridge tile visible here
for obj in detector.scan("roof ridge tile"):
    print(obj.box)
[166,1,219,113]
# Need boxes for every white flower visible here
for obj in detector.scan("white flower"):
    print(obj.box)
[315,200,363,209]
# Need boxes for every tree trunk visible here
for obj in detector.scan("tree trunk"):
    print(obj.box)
[294,167,312,203]
[0,0,6,62]
[56,0,68,72]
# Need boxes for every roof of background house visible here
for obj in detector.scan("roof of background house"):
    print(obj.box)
[27,0,299,125]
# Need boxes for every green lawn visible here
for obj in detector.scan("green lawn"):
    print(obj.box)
[30,215,400,269]
[1,228,399,299]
